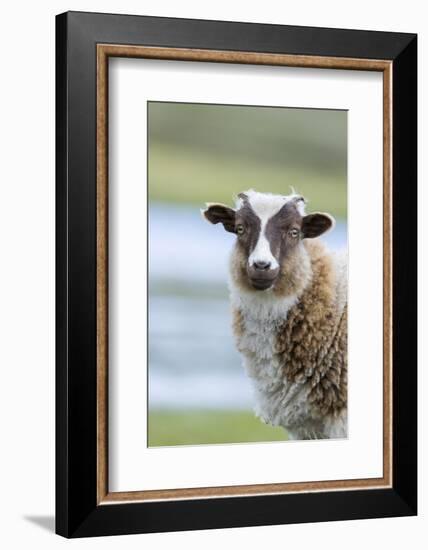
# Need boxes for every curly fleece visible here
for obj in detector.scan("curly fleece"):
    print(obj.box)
[230,239,347,440]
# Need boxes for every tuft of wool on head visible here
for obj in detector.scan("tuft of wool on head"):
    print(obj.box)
[235,189,306,216]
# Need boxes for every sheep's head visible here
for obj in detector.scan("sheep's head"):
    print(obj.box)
[202,190,334,292]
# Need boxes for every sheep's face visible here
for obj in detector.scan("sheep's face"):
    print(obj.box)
[203,190,334,292]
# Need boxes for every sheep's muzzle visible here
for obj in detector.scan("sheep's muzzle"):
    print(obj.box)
[246,265,280,290]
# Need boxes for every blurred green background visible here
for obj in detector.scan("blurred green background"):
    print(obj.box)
[148,101,347,447]
[148,102,347,217]
[148,411,287,447]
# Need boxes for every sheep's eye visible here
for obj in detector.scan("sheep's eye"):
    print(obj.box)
[288,228,299,238]
[236,224,245,235]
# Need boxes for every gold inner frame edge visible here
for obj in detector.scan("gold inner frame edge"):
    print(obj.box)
[96,44,393,505]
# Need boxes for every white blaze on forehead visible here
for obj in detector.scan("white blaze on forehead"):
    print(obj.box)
[235,189,306,216]
[237,190,306,269]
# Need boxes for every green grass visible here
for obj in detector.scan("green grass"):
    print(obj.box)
[148,409,288,447]
[148,143,347,218]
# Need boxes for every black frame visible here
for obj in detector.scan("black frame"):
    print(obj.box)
[56,11,417,538]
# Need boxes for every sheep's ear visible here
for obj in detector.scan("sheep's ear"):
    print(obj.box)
[301,212,335,238]
[202,203,236,233]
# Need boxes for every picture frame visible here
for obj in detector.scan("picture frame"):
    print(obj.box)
[56,11,417,538]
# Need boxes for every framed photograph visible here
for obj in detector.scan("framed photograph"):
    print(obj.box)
[56,11,417,538]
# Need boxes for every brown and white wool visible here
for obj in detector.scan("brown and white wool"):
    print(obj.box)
[203,190,347,440]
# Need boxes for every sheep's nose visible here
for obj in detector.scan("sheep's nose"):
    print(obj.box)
[253,260,271,271]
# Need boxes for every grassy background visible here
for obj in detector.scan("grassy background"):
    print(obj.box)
[148,410,288,447]
[149,143,347,217]
[148,102,347,218]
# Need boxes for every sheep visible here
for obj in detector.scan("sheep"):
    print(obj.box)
[202,189,347,440]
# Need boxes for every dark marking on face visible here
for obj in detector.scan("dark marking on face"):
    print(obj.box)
[234,203,261,258]
[203,193,334,292]
[233,201,301,290]
[264,201,304,265]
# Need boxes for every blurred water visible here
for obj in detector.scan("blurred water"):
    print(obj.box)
[148,202,347,410]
